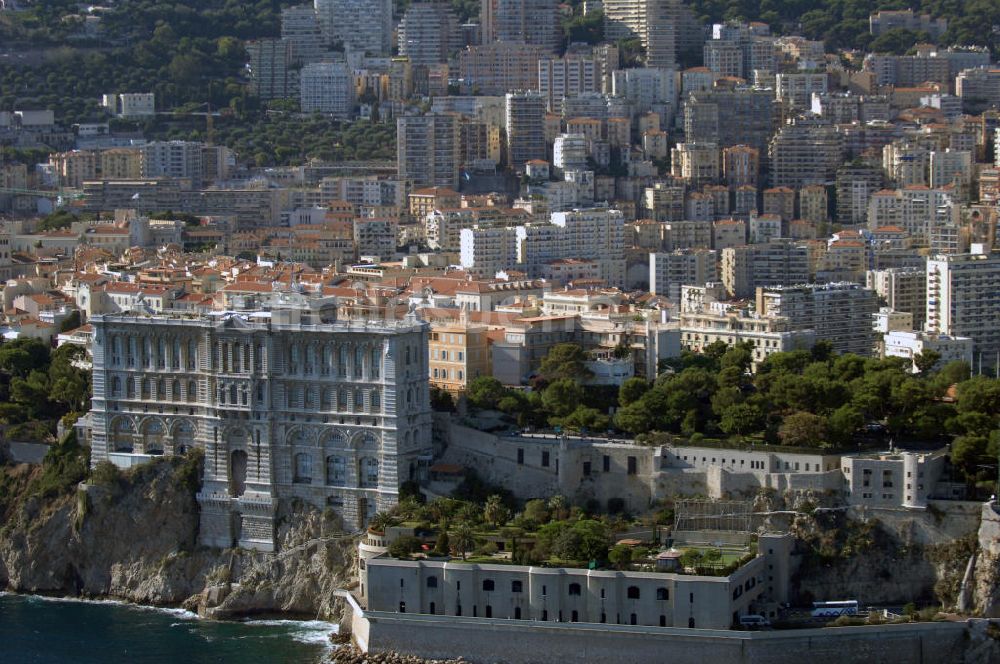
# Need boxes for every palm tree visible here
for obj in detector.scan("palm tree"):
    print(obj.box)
[483,494,510,529]
[369,511,395,534]
[453,524,475,561]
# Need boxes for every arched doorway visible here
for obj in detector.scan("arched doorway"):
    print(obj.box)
[230,450,248,497]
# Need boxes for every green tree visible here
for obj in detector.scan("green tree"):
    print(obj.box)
[483,494,510,529]
[523,498,551,526]
[951,435,989,490]
[453,524,475,560]
[466,376,506,410]
[778,411,828,447]
[914,350,942,375]
[538,344,592,383]
[719,402,764,436]
[558,405,610,432]
[608,543,633,570]
[618,377,649,407]
[828,404,863,445]
[542,378,585,419]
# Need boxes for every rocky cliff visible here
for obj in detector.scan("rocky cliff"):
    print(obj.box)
[0,454,358,621]
[973,502,1000,617]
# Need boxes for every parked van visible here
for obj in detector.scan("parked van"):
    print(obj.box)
[739,615,771,628]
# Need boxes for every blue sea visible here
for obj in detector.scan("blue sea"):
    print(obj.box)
[0,592,334,663]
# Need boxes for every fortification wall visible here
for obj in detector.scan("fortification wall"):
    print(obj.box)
[356,611,969,664]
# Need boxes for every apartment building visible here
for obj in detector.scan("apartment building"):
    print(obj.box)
[755,282,878,356]
[926,250,1000,359]
[538,53,601,111]
[648,249,717,300]
[428,317,491,393]
[604,0,682,69]
[398,2,462,66]
[300,61,355,117]
[397,113,461,190]
[768,117,843,189]
[866,266,927,331]
[720,241,810,299]
[459,43,545,95]
[505,91,547,171]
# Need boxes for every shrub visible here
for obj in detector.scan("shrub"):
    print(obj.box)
[387,535,423,559]
[89,460,122,488]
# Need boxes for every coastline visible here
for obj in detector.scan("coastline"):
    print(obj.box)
[0,589,339,648]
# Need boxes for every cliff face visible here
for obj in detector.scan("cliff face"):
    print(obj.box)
[973,502,1000,617]
[0,457,358,620]
[788,504,981,607]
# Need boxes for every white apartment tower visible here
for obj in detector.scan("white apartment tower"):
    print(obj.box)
[300,61,355,117]
[926,250,1000,361]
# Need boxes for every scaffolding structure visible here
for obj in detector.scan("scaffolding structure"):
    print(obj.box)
[674,499,753,533]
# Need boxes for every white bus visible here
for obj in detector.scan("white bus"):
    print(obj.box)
[811,600,859,618]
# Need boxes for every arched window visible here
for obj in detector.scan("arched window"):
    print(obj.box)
[338,389,348,411]
[171,379,181,402]
[370,389,380,412]
[126,377,135,398]
[326,455,346,485]
[427,576,438,588]
[359,457,379,487]
[482,579,495,592]
[568,583,582,596]
[141,378,151,399]
[627,586,640,600]
[354,346,364,378]
[188,380,197,401]
[656,587,669,601]
[511,580,523,593]
[338,346,348,377]
[174,420,195,454]
[294,453,312,483]
[354,390,365,411]
[370,347,380,378]
[187,339,197,370]
[229,384,237,405]
[156,378,165,399]
[111,376,122,397]
[142,419,165,454]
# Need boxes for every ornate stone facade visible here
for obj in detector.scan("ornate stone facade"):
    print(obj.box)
[87,307,432,552]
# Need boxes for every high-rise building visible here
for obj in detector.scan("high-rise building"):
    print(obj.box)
[300,61,355,117]
[493,0,560,52]
[282,5,326,63]
[833,164,882,226]
[314,0,393,55]
[505,91,546,171]
[684,87,776,157]
[398,2,462,66]
[721,241,810,299]
[458,42,545,95]
[926,250,1000,360]
[671,142,720,187]
[397,113,461,189]
[85,305,432,552]
[538,53,600,111]
[247,39,296,100]
[604,0,681,68]
[756,282,879,356]
[769,117,843,189]
[649,249,716,300]
[866,266,927,331]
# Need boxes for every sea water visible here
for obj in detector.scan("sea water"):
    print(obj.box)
[0,592,334,663]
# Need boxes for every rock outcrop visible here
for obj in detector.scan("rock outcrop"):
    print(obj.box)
[0,457,358,621]
[973,502,1000,617]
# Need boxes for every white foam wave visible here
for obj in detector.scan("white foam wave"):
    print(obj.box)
[242,619,338,646]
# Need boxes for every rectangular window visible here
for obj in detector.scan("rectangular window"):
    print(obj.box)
[603,455,610,472]
[517,448,524,465]
[541,451,550,467]
[583,461,591,476]
[627,456,637,475]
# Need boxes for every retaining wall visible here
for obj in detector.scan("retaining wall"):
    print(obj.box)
[354,611,969,664]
